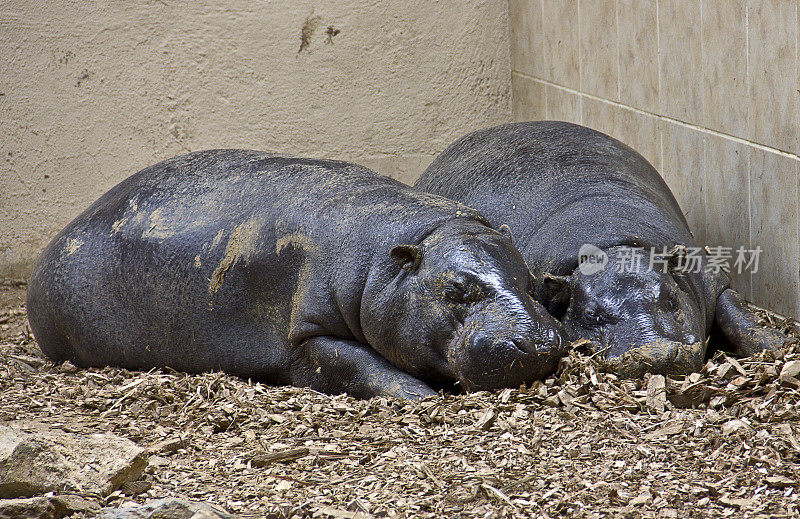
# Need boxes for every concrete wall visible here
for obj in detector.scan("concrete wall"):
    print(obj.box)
[509,0,800,319]
[0,0,511,276]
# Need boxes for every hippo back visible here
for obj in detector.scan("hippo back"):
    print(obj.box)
[27,150,484,375]
[416,121,696,276]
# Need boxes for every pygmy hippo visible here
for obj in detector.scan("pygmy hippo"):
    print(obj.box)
[27,150,568,398]
[415,121,789,377]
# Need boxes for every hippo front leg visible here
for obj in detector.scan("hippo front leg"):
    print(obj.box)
[715,289,791,357]
[291,336,437,400]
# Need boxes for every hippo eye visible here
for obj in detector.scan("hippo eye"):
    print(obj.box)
[661,283,680,310]
[667,291,680,311]
[581,306,605,326]
[444,281,472,304]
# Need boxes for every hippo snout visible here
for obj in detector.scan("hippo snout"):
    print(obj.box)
[454,320,568,391]
[599,339,705,378]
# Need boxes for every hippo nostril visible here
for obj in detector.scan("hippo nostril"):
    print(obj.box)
[508,338,529,354]
[471,336,529,358]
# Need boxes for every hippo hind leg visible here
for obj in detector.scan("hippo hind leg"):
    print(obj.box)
[291,336,437,400]
[714,288,792,357]
[26,270,75,364]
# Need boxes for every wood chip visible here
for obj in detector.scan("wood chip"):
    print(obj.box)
[2,281,800,518]
[251,447,310,467]
[646,374,666,413]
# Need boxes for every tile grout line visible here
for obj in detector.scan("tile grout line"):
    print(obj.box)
[541,0,548,120]
[697,0,704,253]
[577,0,582,93]
[656,0,661,115]
[747,135,753,302]
[514,71,800,162]
[699,0,704,124]
[745,4,753,302]
[615,0,621,102]
[745,4,750,141]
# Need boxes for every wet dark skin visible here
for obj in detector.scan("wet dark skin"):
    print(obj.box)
[415,121,790,377]
[27,150,567,399]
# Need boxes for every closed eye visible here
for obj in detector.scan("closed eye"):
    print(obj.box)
[581,303,613,326]
[660,282,681,311]
[444,281,473,304]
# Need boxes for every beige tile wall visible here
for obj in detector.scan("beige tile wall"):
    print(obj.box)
[509,0,800,318]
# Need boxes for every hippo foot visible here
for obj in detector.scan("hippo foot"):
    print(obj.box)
[715,289,793,358]
[292,336,437,400]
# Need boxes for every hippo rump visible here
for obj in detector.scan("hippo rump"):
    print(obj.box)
[27,150,568,399]
[415,121,789,377]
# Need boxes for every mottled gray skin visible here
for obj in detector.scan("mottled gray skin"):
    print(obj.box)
[27,150,568,399]
[415,121,789,376]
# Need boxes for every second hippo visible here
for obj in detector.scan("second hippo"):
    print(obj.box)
[415,121,789,376]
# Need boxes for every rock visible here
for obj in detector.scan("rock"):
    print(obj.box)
[0,424,148,498]
[97,498,235,519]
[51,494,101,516]
[0,497,57,519]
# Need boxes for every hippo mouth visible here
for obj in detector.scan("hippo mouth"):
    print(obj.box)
[444,322,475,386]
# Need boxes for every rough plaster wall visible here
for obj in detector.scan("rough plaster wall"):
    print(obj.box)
[0,0,512,274]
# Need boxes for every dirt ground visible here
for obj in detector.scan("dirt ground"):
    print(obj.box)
[2,280,800,519]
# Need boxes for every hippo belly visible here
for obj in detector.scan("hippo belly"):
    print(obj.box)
[27,149,568,398]
[415,121,789,376]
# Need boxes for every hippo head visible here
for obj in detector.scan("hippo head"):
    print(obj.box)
[540,246,708,377]
[370,218,568,391]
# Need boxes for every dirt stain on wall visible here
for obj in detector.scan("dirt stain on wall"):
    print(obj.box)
[298,15,322,53]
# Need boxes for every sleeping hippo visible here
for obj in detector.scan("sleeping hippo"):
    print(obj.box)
[415,121,789,377]
[26,150,568,399]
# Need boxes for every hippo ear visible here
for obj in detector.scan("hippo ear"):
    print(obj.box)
[535,273,571,316]
[498,224,513,243]
[390,245,423,272]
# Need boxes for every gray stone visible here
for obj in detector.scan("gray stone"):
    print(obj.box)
[97,498,235,519]
[51,494,101,516]
[0,496,57,519]
[0,424,148,498]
